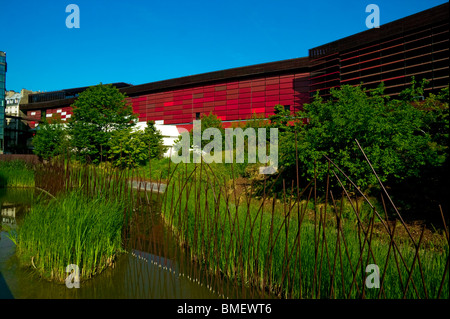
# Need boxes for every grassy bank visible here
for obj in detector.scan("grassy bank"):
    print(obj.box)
[161,162,449,299]
[10,191,127,283]
[4,159,448,298]
[0,160,35,188]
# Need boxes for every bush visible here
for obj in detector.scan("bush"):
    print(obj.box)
[32,119,69,160]
[108,121,167,168]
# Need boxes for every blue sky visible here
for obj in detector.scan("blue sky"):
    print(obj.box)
[1,0,447,93]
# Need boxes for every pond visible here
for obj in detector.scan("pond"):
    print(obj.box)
[0,188,257,299]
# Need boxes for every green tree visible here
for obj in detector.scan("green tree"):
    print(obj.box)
[295,82,447,191]
[190,112,225,148]
[67,83,137,163]
[142,121,167,159]
[108,121,167,168]
[108,129,148,168]
[32,118,69,160]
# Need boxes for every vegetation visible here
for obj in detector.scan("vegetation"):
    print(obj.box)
[67,83,137,163]
[3,79,448,299]
[108,121,167,168]
[190,112,225,149]
[10,191,126,283]
[32,118,69,160]
[262,81,449,193]
[0,160,35,188]
[160,162,448,299]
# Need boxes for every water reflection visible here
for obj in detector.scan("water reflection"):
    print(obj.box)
[0,188,262,299]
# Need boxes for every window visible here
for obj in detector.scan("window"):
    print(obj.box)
[284,105,291,112]
[196,112,201,120]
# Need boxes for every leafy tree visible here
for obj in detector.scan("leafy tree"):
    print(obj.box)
[293,82,448,192]
[108,121,167,168]
[190,112,225,149]
[67,83,137,163]
[32,118,69,160]
[142,121,167,159]
[268,104,293,132]
[392,85,449,214]
[108,129,148,168]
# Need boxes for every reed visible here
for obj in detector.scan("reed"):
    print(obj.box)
[8,151,448,299]
[158,158,449,299]
[0,160,35,188]
[12,190,126,283]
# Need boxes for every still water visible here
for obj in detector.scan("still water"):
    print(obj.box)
[0,188,250,299]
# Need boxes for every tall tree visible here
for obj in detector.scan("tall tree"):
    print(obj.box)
[294,82,448,191]
[67,83,137,163]
[32,118,69,160]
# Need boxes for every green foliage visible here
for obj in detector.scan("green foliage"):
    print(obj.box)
[12,191,125,283]
[190,112,225,148]
[142,121,167,159]
[0,160,35,188]
[271,81,449,193]
[32,119,69,160]
[268,104,292,131]
[162,165,448,299]
[67,83,137,164]
[108,121,167,168]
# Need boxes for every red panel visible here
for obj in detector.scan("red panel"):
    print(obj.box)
[266,95,280,102]
[252,107,265,114]
[252,85,266,92]
[215,96,226,102]
[266,79,279,85]
[252,97,265,103]
[279,82,293,89]
[265,90,279,96]
[238,87,251,94]
[252,102,265,108]
[280,88,295,95]
[215,100,226,106]
[227,89,239,95]
[252,91,265,97]
[239,81,252,88]
[215,106,227,111]
[214,90,227,96]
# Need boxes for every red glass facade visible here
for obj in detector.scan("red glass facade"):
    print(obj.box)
[22,3,449,131]
[128,72,309,131]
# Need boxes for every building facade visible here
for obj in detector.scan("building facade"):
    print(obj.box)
[20,3,449,135]
[3,89,37,153]
[309,3,449,99]
[0,51,6,153]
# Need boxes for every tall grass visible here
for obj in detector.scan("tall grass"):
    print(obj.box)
[11,191,126,283]
[159,161,449,299]
[9,154,448,299]
[0,160,35,188]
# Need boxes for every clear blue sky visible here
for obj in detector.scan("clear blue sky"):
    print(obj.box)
[1,0,447,93]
